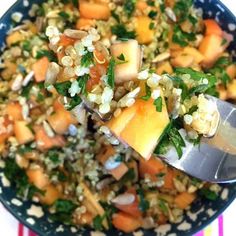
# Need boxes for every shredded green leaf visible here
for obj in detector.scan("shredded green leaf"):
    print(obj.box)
[141,84,151,101]
[111,24,136,39]
[54,81,72,96]
[124,0,136,18]
[67,95,82,111]
[81,51,94,68]
[200,188,218,200]
[137,189,150,212]
[153,97,162,112]
[36,49,58,62]
[107,58,116,88]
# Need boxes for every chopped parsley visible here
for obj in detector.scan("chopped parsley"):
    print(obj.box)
[149,22,155,30]
[111,24,136,39]
[54,81,72,97]
[159,199,168,214]
[117,53,126,61]
[48,149,60,164]
[81,51,94,68]
[36,49,58,62]
[111,10,120,23]
[21,81,34,99]
[148,10,158,19]
[58,11,70,20]
[141,84,151,101]
[18,144,33,155]
[137,189,150,212]
[172,25,196,47]
[124,0,136,18]
[77,74,89,95]
[107,57,116,88]
[153,97,162,112]
[67,95,82,111]
[22,40,31,52]
[173,0,193,23]
[200,188,218,200]
[93,214,106,231]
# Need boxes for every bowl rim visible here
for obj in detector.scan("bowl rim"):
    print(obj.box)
[0,0,236,235]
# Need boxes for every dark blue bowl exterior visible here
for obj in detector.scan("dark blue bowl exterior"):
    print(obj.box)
[0,1,236,236]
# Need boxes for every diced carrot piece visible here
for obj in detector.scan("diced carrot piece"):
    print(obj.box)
[79,0,111,20]
[0,115,13,144]
[47,99,77,134]
[26,167,50,189]
[34,125,66,151]
[135,16,154,44]
[115,188,142,218]
[226,64,236,80]
[199,34,225,67]
[6,31,25,46]
[76,18,95,30]
[32,57,50,82]
[14,121,34,145]
[139,156,165,179]
[174,192,196,209]
[163,168,176,189]
[38,184,60,205]
[204,19,223,36]
[6,102,23,121]
[136,1,148,10]
[112,212,141,233]
[156,61,173,75]
[110,163,129,181]
[96,145,116,164]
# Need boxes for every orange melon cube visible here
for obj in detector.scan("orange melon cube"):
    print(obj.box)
[110,163,129,181]
[156,61,173,75]
[183,47,204,64]
[6,31,25,46]
[32,57,50,82]
[107,95,170,159]
[204,19,223,36]
[79,1,110,20]
[135,16,154,44]
[174,192,196,209]
[38,184,60,205]
[76,18,95,30]
[14,121,34,144]
[6,102,23,121]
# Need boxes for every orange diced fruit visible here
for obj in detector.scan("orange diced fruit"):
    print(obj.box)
[111,40,141,84]
[76,18,95,30]
[156,61,173,75]
[112,212,141,233]
[26,167,50,190]
[174,192,196,209]
[110,163,128,181]
[107,95,170,159]
[204,19,223,36]
[139,156,165,179]
[38,184,60,205]
[199,34,225,67]
[32,57,50,82]
[79,0,110,20]
[6,31,25,46]
[34,125,66,151]
[183,47,204,64]
[135,16,154,44]
[14,121,34,144]
[6,102,23,121]
[226,64,236,79]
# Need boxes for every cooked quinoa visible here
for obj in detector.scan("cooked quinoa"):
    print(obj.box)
[0,0,235,233]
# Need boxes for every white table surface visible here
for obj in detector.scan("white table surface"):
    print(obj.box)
[0,1,236,236]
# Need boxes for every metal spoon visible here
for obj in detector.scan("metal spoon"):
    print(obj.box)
[159,95,236,183]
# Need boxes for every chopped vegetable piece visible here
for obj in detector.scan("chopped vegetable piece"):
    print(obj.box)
[111,24,136,39]
[32,57,50,82]
[204,19,223,36]
[174,192,196,209]
[14,121,34,145]
[6,31,25,46]
[76,18,95,30]
[111,40,141,84]
[6,102,23,121]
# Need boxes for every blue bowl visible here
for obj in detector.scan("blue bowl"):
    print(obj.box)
[0,0,236,235]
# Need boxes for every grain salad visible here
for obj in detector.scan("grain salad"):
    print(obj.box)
[0,0,235,233]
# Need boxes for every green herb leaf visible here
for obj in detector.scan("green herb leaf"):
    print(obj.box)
[148,10,158,19]
[156,172,166,178]
[173,0,193,23]
[111,10,120,23]
[22,40,31,52]
[159,199,168,213]
[117,53,126,61]
[120,168,135,184]
[54,81,72,96]
[124,0,136,18]
[48,149,60,164]
[67,95,82,111]
[81,51,94,67]
[18,144,33,155]
[172,25,196,47]
[21,81,33,99]
[77,74,89,95]
[188,105,198,115]
[36,50,57,62]
[58,11,70,20]
[149,22,155,30]
[111,24,136,39]
[137,189,150,212]
[54,199,76,213]
[169,127,186,158]
[200,188,218,200]
[147,0,155,6]
[153,97,162,112]
[93,214,106,231]
[141,84,151,101]
[107,58,116,88]
[189,84,209,96]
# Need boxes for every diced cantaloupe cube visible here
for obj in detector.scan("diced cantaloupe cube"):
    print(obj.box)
[204,19,223,36]
[6,102,23,121]
[156,61,173,75]
[38,184,60,205]
[110,163,128,181]
[76,18,95,30]
[32,57,50,82]
[111,40,141,84]
[26,167,50,189]
[34,125,66,151]
[183,47,204,64]
[107,94,170,159]
[199,34,225,68]
[6,31,25,46]
[135,16,154,44]
[14,121,34,144]
[171,54,194,68]
[79,0,110,20]
[226,64,236,80]
[174,192,196,209]
[0,116,13,144]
